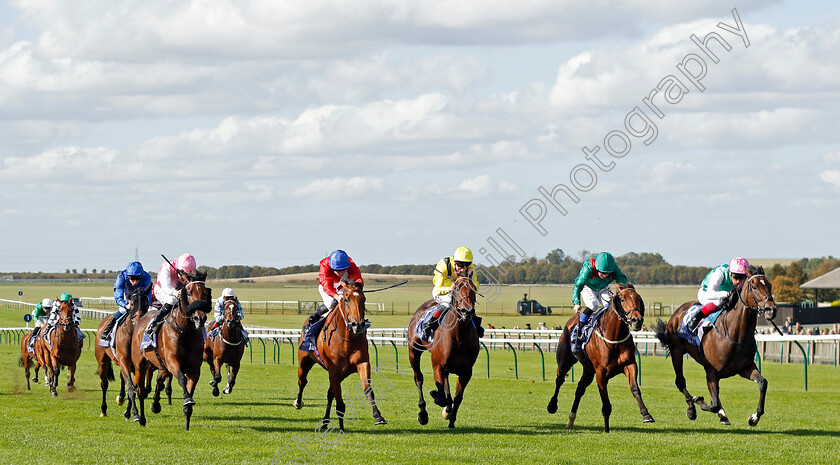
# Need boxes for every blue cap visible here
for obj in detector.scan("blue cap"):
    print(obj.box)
[329,250,350,270]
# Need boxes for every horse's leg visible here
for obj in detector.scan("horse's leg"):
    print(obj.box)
[410,348,429,425]
[223,361,240,395]
[117,375,126,406]
[704,370,729,424]
[328,370,346,433]
[567,366,595,429]
[165,375,173,405]
[356,361,386,425]
[547,348,576,414]
[66,362,76,392]
[595,370,612,433]
[740,364,768,427]
[670,346,699,420]
[210,356,221,397]
[49,358,60,397]
[447,370,472,428]
[441,373,454,420]
[151,374,165,414]
[320,387,335,432]
[99,362,110,417]
[183,370,199,431]
[131,364,147,426]
[294,355,316,409]
[430,364,449,408]
[623,363,654,423]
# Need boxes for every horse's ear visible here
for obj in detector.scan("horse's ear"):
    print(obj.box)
[355,280,363,290]
[758,266,765,275]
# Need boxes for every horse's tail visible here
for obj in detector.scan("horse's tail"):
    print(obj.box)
[18,355,30,368]
[652,319,671,358]
[94,364,116,381]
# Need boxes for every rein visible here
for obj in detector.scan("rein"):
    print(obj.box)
[594,289,635,345]
[712,274,773,346]
[220,302,243,346]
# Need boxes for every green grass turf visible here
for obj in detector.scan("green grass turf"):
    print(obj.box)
[0,332,838,464]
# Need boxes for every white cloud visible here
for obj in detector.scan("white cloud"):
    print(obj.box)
[293,176,384,200]
[820,170,840,191]
[822,151,840,165]
[452,174,517,199]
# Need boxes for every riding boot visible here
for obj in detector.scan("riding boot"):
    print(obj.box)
[473,315,485,338]
[686,310,705,333]
[570,324,583,353]
[146,303,172,337]
[423,316,439,341]
[308,304,328,324]
[100,316,118,343]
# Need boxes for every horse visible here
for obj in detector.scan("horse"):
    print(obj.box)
[130,270,210,430]
[37,299,82,397]
[19,331,44,390]
[294,280,386,432]
[94,283,152,418]
[204,299,246,396]
[546,283,654,432]
[653,265,776,426]
[407,272,479,428]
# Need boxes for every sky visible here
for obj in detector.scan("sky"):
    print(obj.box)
[1,0,839,272]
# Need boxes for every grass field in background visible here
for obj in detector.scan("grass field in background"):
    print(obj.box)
[0,334,838,464]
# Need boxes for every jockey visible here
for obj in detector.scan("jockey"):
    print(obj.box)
[570,252,629,354]
[100,261,152,345]
[210,287,244,333]
[686,257,749,332]
[146,253,197,337]
[27,298,52,351]
[300,250,363,349]
[422,246,482,340]
[45,293,84,342]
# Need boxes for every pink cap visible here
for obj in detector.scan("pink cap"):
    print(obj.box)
[176,253,197,273]
[729,257,749,275]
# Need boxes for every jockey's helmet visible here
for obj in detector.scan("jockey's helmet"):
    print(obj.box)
[329,250,350,270]
[729,257,750,276]
[453,247,473,263]
[176,254,197,274]
[594,252,616,273]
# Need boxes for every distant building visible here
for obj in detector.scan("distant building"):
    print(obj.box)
[800,267,840,305]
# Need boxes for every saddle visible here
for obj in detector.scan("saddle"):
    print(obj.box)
[678,304,723,348]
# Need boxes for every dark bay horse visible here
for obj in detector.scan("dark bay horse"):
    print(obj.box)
[294,281,386,432]
[20,331,44,390]
[407,273,479,428]
[130,271,210,430]
[94,283,152,418]
[547,283,654,432]
[653,266,776,426]
[204,299,246,396]
[38,300,82,397]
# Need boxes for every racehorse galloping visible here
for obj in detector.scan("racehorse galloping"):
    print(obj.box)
[547,283,654,432]
[40,300,82,397]
[653,266,775,426]
[130,270,210,430]
[20,332,44,390]
[94,283,152,418]
[294,281,386,432]
[407,273,479,428]
[204,299,246,396]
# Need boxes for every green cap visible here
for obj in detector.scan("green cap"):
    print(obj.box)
[594,252,616,273]
[59,292,72,302]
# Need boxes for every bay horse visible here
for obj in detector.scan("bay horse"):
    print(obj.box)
[653,266,776,426]
[204,299,246,396]
[130,270,210,430]
[294,280,386,432]
[19,331,44,390]
[94,283,152,418]
[546,283,654,432]
[37,299,82,397]
[407,272,479,428]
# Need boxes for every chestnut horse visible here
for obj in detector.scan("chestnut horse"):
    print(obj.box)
[94,283,152,418]
[546,283,654,432]
[130,270,210,430]
[204,299,246,396]
[407,273,479,428]
[19,331,44,390]
[653,266,776,426]
[36,300,82,397]
[294,281,386,432]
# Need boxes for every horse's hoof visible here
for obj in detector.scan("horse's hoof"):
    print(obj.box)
[100,413,106,418]
[223,386,231,395]
[318,420,330,432]
[686,409,697,421]
[748,414,759,427]
[430,390,446,407]
[132,415,141,422]
[565,422,574,429]
[208,380,215,386]
[67,385,75,393]
[418,411,428,425]
[448,423,455,429]
[116,396,125,406]
[151,402,161,414]
[643,415,655,423]
[547,400,558,414]
[212,386,219,397]
[124,410,131,420]
[183,398,196,406]
[139,418,146,427]
[374,416,387,425]
[442,407,450,420]
[51,392,57,397]
[720,417,730,425]
[293,400,303,410]
[31,377,38,382]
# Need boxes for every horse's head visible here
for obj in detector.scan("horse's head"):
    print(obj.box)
[740,266,776,321]
[223,299,241,327]
[452,270,477,322]
[338,280,366,336]
[180,269,210,329]
[57,299,76,329]
[128,282,152,319]
[614,283,645,331]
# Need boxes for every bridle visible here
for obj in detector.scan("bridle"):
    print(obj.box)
[167,281,207,333]
[332,286,366,342]
[595,288,641,345]
[451,276,476,321]
[737,274,775,313]
[220,300,243,346]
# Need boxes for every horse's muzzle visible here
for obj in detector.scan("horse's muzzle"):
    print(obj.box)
[349,321,365,336]
[192,313,207,329]
[629,318,643,332]
[763,305,777,321]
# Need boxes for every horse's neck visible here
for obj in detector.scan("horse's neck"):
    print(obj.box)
[601,308,627,339]
[722,302,756,342]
